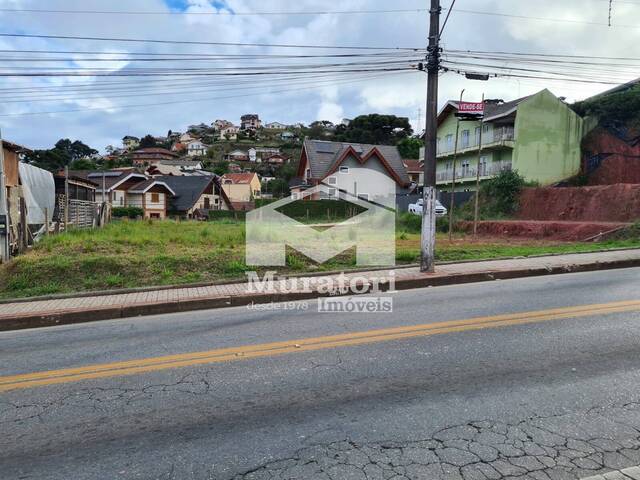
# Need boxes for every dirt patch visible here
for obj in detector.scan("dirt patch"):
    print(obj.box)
[518,184,640,223]
[457,220,630,241]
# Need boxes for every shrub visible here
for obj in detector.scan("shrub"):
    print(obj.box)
[397,212,422,233]
[479,169,526,217]
[112,207,144,219]
[208,210,247,221]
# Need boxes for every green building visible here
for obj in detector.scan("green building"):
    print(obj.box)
[421,89,585,191]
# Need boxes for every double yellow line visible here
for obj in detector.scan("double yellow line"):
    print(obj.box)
[2,299,640,393]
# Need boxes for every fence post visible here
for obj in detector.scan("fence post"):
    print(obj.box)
[44,207,49,236]
[19,197,27,252]
[64,166,69,227]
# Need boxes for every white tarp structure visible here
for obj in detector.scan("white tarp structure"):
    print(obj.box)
[18,162,55,225]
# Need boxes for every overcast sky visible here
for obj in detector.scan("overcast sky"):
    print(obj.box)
[0,0,638,152]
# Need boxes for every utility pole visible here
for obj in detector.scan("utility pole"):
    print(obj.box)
[0,129,9,263]
[420,0,441,273]
[473,94,486,238]
[448,89,464,242]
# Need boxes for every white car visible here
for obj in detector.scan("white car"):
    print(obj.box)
[408,199,448,217]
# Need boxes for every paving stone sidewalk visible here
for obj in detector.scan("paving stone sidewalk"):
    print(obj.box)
[1,248,640,331]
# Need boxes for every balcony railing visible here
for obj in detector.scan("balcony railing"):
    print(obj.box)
[436,162,512,183]
[437,127,515,156]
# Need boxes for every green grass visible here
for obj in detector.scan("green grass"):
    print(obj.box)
[1,219,639,299]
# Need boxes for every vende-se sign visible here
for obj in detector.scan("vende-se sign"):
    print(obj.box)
[457,102,484,116]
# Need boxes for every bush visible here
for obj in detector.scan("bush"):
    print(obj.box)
[112,207,144,219]
[479,169,526,217]
[397,212,422,234]
[276,200,366,221]
[208,210,247,221]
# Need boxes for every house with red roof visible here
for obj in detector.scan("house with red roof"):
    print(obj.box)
[221,172,261,210]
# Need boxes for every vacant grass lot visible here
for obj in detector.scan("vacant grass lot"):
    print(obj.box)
[0,219,639,299]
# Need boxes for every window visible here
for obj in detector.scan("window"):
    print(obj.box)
[461,160,471,177]
[327,176,337,185]
[445,134,453,151]
[151,193,160,203]
[437,137,441,153]
[479,155,488,176]
[339,166,349,174]
[305,168,311,180]
[328,188,337,198]
[461,130,470,148]
[474,126,481,145]
[291,192,299,200]
[445,161,453,171]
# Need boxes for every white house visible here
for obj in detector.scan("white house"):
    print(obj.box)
[186,140,207,157]
[218,125,239,141]
[180,133,195,143]
[265,122,287,130]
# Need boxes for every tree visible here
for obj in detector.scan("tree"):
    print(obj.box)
[264,178,290,198]
[212,161,229,176]
[138,134,157,149]
[24,149,70,172]
[306,121,335,140]
[573,85,640,127]
[479,169,526,217]
[397,137,423,159]
[335,114,413,145]
[69,158,98,170]
[24,138,98,172]
[54,139,97,161]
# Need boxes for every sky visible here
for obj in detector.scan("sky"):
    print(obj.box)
[0,0,638,152]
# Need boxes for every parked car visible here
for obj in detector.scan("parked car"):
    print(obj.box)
[408,199,448,217]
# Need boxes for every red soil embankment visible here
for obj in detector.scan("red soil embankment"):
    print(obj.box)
[517,184,640,223]
[457,220,629,242]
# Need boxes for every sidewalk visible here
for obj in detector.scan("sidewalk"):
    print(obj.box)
[2,248,640,331]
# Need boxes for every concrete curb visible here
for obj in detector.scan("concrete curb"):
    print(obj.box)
[2,246,639,306]
[2,256,640,332]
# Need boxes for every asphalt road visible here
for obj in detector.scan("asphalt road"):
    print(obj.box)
[4,268,640,479]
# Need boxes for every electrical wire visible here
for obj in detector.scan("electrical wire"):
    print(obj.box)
[0,32,422,51]
[0,70,419,117]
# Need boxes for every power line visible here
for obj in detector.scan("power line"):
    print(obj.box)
[0,7,429,16]
[439,0,457,38]
[0,72,408,104]
[0,32,422,51]
[0,70,418,117]
[448,7,640,29]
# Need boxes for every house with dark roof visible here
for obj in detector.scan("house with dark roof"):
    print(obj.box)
[130,147,178,167]
[74,170,147,206]
[427,89,585,189]
[126,179,175,219]
[72,170,174,219]
[293,139,412,199]
[158,175,233,218]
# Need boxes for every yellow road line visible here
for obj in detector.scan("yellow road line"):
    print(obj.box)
[2,299,640,392]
